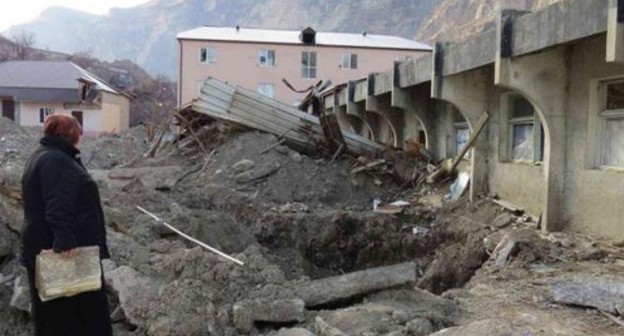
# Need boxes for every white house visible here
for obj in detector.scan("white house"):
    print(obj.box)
[0,61,130,135]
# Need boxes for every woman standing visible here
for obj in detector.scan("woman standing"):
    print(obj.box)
[21,113,112,336]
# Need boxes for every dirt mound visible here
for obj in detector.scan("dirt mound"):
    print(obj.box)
[1,116,624,335]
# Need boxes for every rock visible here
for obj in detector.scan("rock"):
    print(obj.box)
[10,273,31,314]
[105,266,159,327]
[232,159,255,173]
[549,274,624,315]
[493,238,517,269]
[101,259,118,274]
[314,289,456,336]
[576,246,607,261]
[490,228,540,269]
[406,317,435,335]
[275,145,289,154]
[483,231,506,253]
[492,213,512,229]
[429,319,530,336]
[391,310,411,323]
[90,166,182,191]
[383,331,407,336]
[272,202,309,213]
[233,299,305,333]
[315,316,348,336]
[290,152,303,163]
[0,223,14,259]
[276,327,315,336]
[234,162,281,183]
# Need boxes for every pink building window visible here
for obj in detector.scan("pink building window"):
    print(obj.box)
[301,51,317,78]
[340,53,358,69]
[200,47,216,64]
[258,49,275,67]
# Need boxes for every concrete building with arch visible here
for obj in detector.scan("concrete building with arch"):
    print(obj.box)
[323,0,624,240]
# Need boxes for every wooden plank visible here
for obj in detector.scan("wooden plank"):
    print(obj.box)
[492,199,524,213]
[448,110,489,173]
[426,111,489,184]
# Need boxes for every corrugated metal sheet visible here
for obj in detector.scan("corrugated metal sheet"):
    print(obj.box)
[192,78,384,155]
[177,26,432,51]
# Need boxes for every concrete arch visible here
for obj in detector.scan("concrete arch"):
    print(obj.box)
[344,114,375,140]
[498,88,549,162]
[431,67,492,202]
[365,110,398,146]
[406,113,430,149]
[393,84,439,153]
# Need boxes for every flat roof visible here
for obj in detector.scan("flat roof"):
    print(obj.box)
[177,26,432,51]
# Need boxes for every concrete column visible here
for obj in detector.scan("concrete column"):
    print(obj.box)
[366,73,402,147]
[494,6,568,232]
[495,49,568,232]
[345,81,375,140]
[392,61,436,151]
[607,0,624,63]
[432,68,491,202]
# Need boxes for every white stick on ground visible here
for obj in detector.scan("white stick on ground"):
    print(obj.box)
[136,206,245,266]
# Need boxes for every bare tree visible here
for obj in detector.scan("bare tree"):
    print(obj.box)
[10,30,35,60]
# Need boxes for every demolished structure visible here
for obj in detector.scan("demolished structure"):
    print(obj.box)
[321,0,624,241]
[1,0,624,335]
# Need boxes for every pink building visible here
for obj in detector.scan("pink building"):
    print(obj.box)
[176,26,431,106]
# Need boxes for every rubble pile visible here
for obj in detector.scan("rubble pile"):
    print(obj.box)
[1,116,624,335]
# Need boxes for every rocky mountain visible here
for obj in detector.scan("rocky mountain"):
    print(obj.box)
[416,0,561,41]
[4,0,563,78]
[4,0,439,78]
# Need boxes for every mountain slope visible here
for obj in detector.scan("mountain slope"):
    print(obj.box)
[416,0,562,42]
[5,0,439,78]
[5,0,564,78]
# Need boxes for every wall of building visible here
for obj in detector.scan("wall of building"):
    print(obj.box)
[486,86,547,218]
[101,92,130,133]
[18,101,103,135]
[564,34,624,238]
[179,39,429,106]
[19,102,67,127]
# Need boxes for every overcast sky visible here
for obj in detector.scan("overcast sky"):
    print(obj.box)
[0,0,150,31]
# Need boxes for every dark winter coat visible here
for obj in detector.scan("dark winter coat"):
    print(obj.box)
[21,135,110,268]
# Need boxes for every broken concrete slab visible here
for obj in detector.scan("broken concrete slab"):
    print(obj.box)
[232,298,305,333]
[314,289,456,335]
[104,266,159,327]
[429,319,530,336]
[296,262,415,307]
[549,274,624,315]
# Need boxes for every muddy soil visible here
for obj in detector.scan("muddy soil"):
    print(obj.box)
[1,117,624,335]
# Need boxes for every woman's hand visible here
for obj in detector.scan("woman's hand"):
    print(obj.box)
[42,248,77,258]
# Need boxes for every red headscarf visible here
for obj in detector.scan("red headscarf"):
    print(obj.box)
[43,113,82,146]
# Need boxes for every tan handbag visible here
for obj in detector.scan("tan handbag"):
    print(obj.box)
[35,246,102,302]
